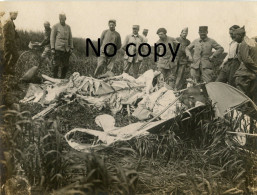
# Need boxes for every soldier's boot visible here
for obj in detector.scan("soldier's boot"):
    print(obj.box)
[60,66,69,79]
[53,66,59,78]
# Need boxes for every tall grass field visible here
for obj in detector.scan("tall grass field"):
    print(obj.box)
[0,30,256,195]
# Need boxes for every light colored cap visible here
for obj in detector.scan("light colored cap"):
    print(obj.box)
[109,19,116,24]
[199,26,208,32]
[233,26,245,35]
[44,21,50,26]
[156,28,167,34]
[133,25,140,29]
[10,11,18,15]
[0,12,5,17]
[181,27,188,33]
[59,12,66,18]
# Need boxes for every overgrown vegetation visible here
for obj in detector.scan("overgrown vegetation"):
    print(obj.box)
[1,101,256,194]
[0,30,256,194]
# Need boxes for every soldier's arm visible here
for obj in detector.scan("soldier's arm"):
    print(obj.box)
[155,41,161,62]
[223,53,229,63]
[121,35,129,51]
[50,25,57,50]
[15,30,19,39]
[185,41,194,59]
[41,32,49,47]
[211,40,224,58]
[100,30,106,47]
[139,35,145,53]
[240,44,257,74]
[69,26,74,49]
[116,33,122,50]
[3,21,11,42]
[172,37,180,45]
[187,39,191,46]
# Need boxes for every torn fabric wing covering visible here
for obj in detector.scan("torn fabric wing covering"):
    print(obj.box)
[205,82,257,120]
[20,70,158,115]
[65,114,167,153]
[20,83,45,103]
[21,72,257,153]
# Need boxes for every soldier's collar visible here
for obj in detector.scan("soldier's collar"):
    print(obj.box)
[199,37,208,42]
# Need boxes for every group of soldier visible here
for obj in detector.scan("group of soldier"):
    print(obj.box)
[1,11,257,102]
[95,18,257,102]
[0,12,73,79]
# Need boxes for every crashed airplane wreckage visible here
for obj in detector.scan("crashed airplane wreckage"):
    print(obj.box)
[20,70,257,153]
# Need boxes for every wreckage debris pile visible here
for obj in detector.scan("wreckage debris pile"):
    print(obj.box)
[20,69,188,121]
[19,69,197,152]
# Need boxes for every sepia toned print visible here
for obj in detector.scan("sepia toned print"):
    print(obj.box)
[0,1,257,194]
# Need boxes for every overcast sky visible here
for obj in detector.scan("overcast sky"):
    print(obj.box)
[1,1,257,51]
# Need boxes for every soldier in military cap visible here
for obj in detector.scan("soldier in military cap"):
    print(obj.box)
[0,11,5,69]
[139,28,149,71]
[39,21,52,66]
[233,26,257,102]
[2,11,19,75]
[0,11,5,38]
[186,26,224,83]
[142,29,149,54]
[155,27,177,88]
[50,12,73,79]
[142,29,148,42]
[216,25,240,87]
[122,25,144,78]
[175,27,191,90]
[94,19,121,78]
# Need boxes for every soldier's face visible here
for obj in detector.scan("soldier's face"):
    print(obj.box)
[199,31,208,40]
[0,12,5,17]
[59,16,66,25]
[133,28,139,35]
[233,33,244,43]
[143,31,148,36]
[229,30,235,40]
[44,24,50,29]
[181,31,188,39]
[10,13,18,20]
[158,32,166,40]
[108,22,116,31]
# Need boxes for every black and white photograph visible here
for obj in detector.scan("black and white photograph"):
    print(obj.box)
[0,1,257,194]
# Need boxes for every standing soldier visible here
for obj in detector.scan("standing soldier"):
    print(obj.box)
[122,25,144,78]
[216,25,240,87]
[233,26,257,101]
[2,11,19,75]
[142,29,149,56]
[94,19,121,78]
[50,13,73,79]
[175,27,191,90]
[142,29,149,46]
[39,21,51,66]
[0,11,5,38]
[0,11,5,69]
[139,29,149,72]
[0,12,5,43]
[186,26,224,83]
[156,28,177,88]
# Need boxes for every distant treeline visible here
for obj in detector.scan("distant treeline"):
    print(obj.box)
[17,30,99,56]
[16,30,156,58]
